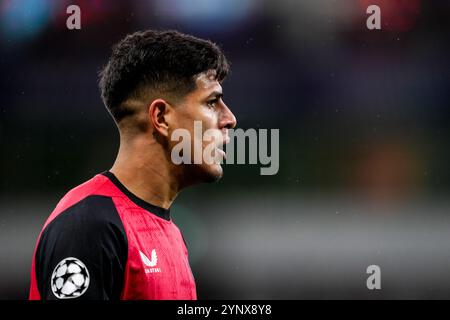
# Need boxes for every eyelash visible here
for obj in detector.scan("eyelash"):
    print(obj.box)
[207,99,219,107]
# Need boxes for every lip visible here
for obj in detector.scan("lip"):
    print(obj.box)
[215,147,226,160]
[223,135,230,145]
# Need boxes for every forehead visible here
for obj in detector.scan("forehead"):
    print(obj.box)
[193,72,222,95]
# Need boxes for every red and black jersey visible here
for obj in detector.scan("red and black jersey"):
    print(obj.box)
[29,171,197,300]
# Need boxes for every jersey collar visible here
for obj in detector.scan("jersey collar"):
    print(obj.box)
[101,171,171,221]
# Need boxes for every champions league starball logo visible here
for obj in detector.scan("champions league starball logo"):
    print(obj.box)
[51,257,90,299]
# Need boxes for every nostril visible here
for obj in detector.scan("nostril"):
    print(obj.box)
[225,116,237,129]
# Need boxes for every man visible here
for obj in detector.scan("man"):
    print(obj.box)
[29,30,236,300]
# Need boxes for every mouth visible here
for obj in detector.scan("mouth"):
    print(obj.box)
[215,147,226,160]
[223,135,230,145]
[214,134,229,161]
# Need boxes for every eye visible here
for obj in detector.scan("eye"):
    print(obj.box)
[207,98,219,108]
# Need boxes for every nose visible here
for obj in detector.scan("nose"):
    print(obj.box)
[219,102,237,130]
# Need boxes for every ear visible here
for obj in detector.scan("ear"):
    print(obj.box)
[148,99,172,137]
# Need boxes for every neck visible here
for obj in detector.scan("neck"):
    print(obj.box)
[110,134,181,209]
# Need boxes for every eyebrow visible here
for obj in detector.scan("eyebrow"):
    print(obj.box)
[205,90,223,100]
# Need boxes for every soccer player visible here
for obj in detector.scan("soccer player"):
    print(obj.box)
[29,30,236,300]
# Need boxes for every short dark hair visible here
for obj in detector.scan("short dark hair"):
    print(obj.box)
[99,30,230,124]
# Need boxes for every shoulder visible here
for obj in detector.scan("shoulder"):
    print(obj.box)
[41,195,125,242]
[43,173,124,229]
[34,195,128,300]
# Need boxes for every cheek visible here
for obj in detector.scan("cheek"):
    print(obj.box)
[175,105,219,139]
[194,102,217,119]
[200,109,219,129]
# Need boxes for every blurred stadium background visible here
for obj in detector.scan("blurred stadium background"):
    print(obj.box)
[1,0,450,299]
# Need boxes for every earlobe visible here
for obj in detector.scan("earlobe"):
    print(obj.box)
[149,99,170,137]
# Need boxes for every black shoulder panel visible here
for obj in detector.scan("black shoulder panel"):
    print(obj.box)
[35,195,128,300]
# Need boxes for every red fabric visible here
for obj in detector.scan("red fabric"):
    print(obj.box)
[29,174,197,300]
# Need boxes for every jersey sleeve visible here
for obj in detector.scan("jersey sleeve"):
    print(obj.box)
[34,195,128,300]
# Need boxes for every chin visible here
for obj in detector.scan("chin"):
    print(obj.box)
[189,163,223,184]
[202,163,223,183]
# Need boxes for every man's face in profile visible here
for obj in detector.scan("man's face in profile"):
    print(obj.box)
[168,71,237,183]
